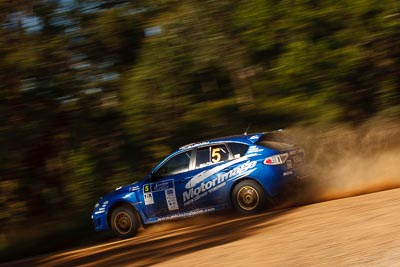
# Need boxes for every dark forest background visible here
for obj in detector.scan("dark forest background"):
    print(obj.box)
[1,0,399,261]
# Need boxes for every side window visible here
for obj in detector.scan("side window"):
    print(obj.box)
[196,145,229,168]
[228,143,249,158]
[155,151,191,177]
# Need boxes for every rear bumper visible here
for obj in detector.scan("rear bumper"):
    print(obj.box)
[263,164,310,197]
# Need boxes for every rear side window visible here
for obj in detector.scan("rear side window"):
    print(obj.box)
[196,145,229,168]
[228,143,249,158]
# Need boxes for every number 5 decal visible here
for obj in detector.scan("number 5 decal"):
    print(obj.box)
[211,148,221,163]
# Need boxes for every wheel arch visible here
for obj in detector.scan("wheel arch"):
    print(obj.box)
[107,201,143,229]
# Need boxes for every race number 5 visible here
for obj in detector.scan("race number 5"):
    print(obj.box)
[144,185,150,192]
[211,148,221,163]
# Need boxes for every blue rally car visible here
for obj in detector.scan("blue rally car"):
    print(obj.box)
[91,131,307,238]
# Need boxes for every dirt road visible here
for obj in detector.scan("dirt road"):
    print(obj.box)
[3,187,400,267]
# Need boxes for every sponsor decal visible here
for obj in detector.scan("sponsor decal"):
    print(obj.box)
[95,201,109,215]
[144,192,154,205]
[185,157,251,190]
[183,159,257,206]
[143,180,178,209]
[249,135,259,141]
[180,141,210,150]
[143,184,154,205]
[247,146,264,153]
[157,208,215,222]
[97,201,108,210]
[165,188,179,211]
[129,185,140,191]
[153,180,173,191]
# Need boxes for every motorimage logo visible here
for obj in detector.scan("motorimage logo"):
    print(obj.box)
[183,159,257,205]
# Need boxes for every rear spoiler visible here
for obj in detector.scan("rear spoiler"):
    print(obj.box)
[246,134,263,143]
[246,129,286,144]
[257,129,297,145]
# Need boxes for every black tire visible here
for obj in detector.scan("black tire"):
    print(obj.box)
[110,205,139,239]
[232,180,267,214]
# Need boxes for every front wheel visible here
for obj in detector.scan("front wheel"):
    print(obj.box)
[110,206,139,239]
[232,180,267,214]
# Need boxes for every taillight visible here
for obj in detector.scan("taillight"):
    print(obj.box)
[263,153,289,165]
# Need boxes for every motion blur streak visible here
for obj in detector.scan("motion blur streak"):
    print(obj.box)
[1,0,399,263]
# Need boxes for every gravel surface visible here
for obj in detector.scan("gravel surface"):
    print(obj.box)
[3,188,400,267]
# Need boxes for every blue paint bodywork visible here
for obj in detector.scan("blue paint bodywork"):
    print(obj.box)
[91,132,307,231]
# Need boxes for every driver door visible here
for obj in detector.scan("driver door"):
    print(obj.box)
[139,150,193,218]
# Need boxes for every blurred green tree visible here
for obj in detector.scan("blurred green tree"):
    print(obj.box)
[1,0,399,261]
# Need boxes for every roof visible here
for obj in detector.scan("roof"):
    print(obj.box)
[179,133,263,150]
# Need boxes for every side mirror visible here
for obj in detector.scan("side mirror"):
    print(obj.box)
[150,172,162,181]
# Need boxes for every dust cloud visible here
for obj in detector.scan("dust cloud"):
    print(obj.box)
[288,117,400,205]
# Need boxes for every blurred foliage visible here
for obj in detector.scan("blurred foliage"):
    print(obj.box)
[0,0,399,261]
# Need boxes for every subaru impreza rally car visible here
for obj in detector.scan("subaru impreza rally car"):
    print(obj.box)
[91,131,307,238]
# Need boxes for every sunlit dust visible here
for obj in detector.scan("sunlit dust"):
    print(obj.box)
[285,119,400,206]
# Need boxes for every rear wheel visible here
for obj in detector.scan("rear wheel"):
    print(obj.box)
[232,180,267,214]
[110,206,139,239]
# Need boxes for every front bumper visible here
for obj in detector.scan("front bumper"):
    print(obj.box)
[91,211,109,231]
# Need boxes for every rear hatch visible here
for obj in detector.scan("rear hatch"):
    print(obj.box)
[256,131,306,169]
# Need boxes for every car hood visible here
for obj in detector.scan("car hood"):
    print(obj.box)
[102,181,143,199]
